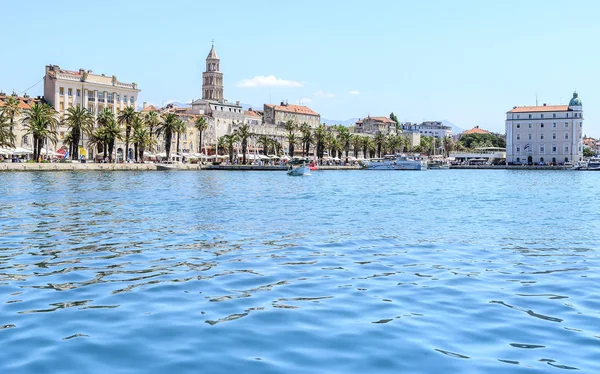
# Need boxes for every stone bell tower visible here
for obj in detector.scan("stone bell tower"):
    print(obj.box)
[202,41,223,101]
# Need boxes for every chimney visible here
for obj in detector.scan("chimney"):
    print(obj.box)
[543,103,547,106]
[236,100,240,106]
[79,68,85,75]
[143,101,147,109]
[281,101,285,106]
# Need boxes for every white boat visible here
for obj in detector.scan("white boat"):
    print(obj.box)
[287,163,311,176]
[427,158,450,169]
[367,154,427,170]
[585,157,600,170]
[156,161,185,171]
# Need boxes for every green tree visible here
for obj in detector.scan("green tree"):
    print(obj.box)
[287,132,298,158]
[284,119,296,132]
[63,106,94,160]
[97,108,121,162]
[117,106,137,161]
[0,113,16,148]
[219,134,239,163]
[194,116,209,154]
[300,122,312,157]
[351,134,362,158]
[374,132,386,158]
[256,134,271,156]
[174,118,185,158]
[156,113,180,160]
[337,126,352,160]
[3,96,21,132]
[583,147,594,157]
[22,103,59,162]
[233,123,253,164]
[313,124,327,160]
[87,127,106,160]
[132,126,155,162]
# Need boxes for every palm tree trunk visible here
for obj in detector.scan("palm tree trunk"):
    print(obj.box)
[37,139,43,163]
[198,132,202,153]
[242,141,247,164]
[108,140,114,163]
[125,125,131,161]
[32,136,38,162]
[134,143,138,162]
[176,133,180,157]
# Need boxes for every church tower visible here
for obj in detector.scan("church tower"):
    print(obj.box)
[202,42,223,101]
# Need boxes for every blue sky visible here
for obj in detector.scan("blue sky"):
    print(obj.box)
[2,0,599,136]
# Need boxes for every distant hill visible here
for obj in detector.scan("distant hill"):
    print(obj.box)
[321,118,360,126]
[441,120,465,135]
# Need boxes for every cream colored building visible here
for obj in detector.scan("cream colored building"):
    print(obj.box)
[0,93,42,152]
[505,92,583,165]
[354,116,397,135]
[43,65,141,159]
[264,102,321,129]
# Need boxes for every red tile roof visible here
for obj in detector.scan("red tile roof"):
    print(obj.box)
[265,103,319,116]
[141,104,159,112]
[0,95,39,110]
[244,110,261,117]
[508,105,569,113]
[461,126,490,135]
[367,116,395,124]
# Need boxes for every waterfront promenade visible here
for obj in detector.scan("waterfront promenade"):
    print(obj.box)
[0,163,362,172]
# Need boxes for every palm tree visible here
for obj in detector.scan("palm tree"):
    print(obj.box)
[63,131,75,159]
[313,124,327,160]
[0,113,16,148]
[174,118,186,158]
[117,106,137,161]
[217,135,227,156]
[361,136,370,159]
[131,115,145,162]
[63,106,94,160]
[351,134,362,159]
[97,108,117,161]
[3,96,21,132]
[233,123,252,164]
[156,113,180,160]
[337,126,352,160]
[256,134,270,156]
[284,119,296,133]
[87,127,106,160]
[21,103,58,162]
[374,132,386,158]
[299,122,312,157]
[220,134,239,163]
[144,110,160,147]
[287,132,298,158]
[194,116,208,154]
[132,126,155,162]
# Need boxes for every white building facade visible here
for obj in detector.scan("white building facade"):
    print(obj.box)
[505,92,583,165]
[400,121,452,139]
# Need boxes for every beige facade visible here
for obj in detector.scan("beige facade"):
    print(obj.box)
[264,102,320,129]
[505,92,583,165]
[354,116,397,135]
[0,93,43,152]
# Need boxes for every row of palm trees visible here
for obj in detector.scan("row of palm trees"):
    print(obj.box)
[0,98,211,163]
[215,120,465,164]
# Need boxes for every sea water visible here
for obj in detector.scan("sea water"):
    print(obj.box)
[0,170,599,373]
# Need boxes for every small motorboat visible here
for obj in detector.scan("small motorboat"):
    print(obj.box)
[156,161,185,171]
[287,163,311,176]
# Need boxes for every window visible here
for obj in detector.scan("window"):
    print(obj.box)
[59,87,64,95]
[541,123,544,128]
[541,114,544,118]
[98,92,104,101]
[130,96,134,104]
[540,134,544,140]
[517,134,521,140]
[517,115,520,119]
[565,133,569,140]
[552,133,556,140]
[565,123,569,128]
[22,135,28,145]
[68,88,72,96]
[516,124,520,129]
[76,89,81,97]
[553,123,556,127]
[516,146,521,152]
[540,145,545,153]
[553,113,556,118]
[123,95,127,103]
[528,114,532,119]
[528,123,532,128]
[565,145,569,153]
[566,113,569,118]
[59,102,64,111]
[528,133,532,140]
[552,145,557,153]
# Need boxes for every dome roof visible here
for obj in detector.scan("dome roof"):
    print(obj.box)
[569,91,582,107]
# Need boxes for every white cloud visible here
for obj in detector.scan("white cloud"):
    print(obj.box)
[163,99,192,105]
[348,90,360,95]
[236,75,303,88]
[300,97,312,105]
[314,90,335,98]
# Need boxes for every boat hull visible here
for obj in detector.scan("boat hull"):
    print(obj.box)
[287,166,311,176]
